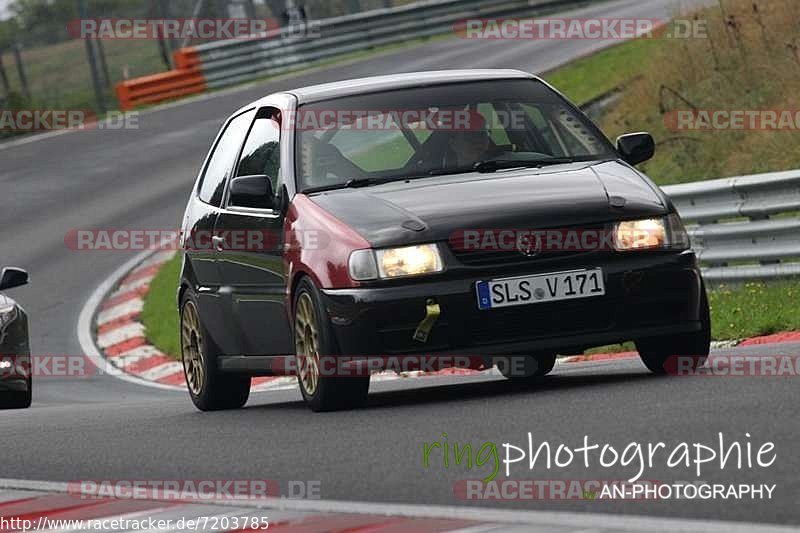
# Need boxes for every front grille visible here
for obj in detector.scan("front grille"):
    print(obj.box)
[451,248,595,267]
[449,224,608,268]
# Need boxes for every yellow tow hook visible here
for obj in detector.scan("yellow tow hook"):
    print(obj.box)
[413,299,441,343]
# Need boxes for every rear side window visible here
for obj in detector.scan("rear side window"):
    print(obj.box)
[198,110,255,206]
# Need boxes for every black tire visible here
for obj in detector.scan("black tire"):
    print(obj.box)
[294,277,369,412]
[0,377,32,409]
[496,353,557,380]
[636,286,711,375]
[180,290,250,411]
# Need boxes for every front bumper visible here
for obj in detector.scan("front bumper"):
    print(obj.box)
[320,250,705,356]
[1,304,32,393]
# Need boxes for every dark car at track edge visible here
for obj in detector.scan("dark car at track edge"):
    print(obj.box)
[0,267,31,409]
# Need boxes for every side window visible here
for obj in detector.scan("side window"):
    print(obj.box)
[237,108,282,193]
[198,110,255,206]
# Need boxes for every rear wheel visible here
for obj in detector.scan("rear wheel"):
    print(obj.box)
[180,291,250,411]
[636,287,711,375]
[294,278,369,412]
[496,353,557,380]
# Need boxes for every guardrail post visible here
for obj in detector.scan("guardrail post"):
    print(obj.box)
[77,0,107,114]
[95,39,112,89]
[12,44,30,101]
[0,53,10,101]
[750,213,781,266]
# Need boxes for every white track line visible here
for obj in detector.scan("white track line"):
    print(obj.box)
[96,299,144,326]
[0,478,794,533]
[96,323,145,350]
[76,246,184,392]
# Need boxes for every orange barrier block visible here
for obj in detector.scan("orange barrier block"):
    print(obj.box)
[115,64,207,110]
[173,47,202,70]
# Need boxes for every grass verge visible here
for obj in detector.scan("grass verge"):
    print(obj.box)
[544,37,659,106]
[708,282,800,341]
[140,254,181,358]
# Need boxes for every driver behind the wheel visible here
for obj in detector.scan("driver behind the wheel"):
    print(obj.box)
[444,111,493,168]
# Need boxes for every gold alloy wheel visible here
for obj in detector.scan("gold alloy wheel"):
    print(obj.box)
[181,300,206,396]
[295,292,321,396]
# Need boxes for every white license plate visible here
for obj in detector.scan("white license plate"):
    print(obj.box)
[476,269,605,310]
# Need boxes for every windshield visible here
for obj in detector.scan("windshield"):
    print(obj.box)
[295,79,616,192]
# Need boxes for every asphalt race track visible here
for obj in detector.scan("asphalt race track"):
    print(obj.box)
[1,0,797,528]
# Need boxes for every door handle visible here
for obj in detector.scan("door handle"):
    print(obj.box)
[212,236,225,252]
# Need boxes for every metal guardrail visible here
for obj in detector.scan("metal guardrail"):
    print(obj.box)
[663,170,800,282]
[118,0,602,109]
[182,0,600,90]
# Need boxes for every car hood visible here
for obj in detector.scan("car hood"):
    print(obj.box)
[308,160,667,248]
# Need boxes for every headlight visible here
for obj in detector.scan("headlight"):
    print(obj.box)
[614,214,690,251]
[348,244,444,281]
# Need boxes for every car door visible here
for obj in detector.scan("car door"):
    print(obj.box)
[183,109,256,354]
[213,107,293,356]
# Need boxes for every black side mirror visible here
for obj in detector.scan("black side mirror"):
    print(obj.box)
[229,175,275,210]
[0,268,28,291]
[617,132,655,166]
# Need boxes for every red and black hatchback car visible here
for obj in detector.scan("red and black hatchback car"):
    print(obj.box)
[178,70,710,412]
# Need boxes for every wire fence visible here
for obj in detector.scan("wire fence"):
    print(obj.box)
[0,0,415,132]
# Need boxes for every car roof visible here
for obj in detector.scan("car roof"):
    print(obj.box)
[245,69,538,110]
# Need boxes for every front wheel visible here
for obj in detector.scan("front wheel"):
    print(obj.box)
[636,287,711,375]
[294,278,369,412]
[180,291,250,411]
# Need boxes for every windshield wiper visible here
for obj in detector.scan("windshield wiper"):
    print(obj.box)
[302,177,387,194]
[473,157,583,174]
[343,177,385,188]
